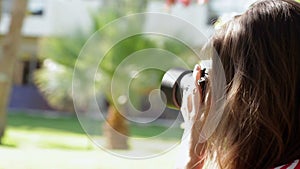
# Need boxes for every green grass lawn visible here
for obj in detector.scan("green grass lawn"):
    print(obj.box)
[0,112,184,169]
[2,113,91,150]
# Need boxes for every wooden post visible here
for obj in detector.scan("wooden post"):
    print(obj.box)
[0,0,2,23]
[0,0,28,143]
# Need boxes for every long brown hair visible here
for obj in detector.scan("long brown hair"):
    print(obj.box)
[188,0,300,168]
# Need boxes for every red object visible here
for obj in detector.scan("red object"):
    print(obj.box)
[166,0,193,7]
[179,0,191,6]
[271,160,300,169]
[166,0,177,6]
[166,0,210,6]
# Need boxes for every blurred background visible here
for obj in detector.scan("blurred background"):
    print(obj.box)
[0,0,275,168]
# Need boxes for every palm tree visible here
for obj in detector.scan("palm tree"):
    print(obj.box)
[0,0,28,143]
[35,6,158,149]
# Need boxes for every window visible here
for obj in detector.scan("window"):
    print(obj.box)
[2,0,45,16]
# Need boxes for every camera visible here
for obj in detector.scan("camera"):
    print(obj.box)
[160,67,208,109]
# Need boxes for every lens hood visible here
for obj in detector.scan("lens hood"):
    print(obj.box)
[160,68,192,109]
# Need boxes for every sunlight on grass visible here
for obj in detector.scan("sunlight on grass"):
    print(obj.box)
[2,127,92,150]
[2,113,91,150]
[0,146,179,169]
[0,112,183,169]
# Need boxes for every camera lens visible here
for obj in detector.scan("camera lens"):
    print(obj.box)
[160,68,193,109]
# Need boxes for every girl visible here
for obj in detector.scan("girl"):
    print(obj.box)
[187,0,300,168]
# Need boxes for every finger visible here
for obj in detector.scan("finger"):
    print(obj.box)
[193,64,201,83]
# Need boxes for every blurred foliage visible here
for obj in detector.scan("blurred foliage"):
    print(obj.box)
[34,8,121,111]
[34,5,197,112]
[35,35,86,111]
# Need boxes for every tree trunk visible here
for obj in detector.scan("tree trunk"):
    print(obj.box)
[103,104,129,149]
[0,0,28,143]
[101,0,149,150]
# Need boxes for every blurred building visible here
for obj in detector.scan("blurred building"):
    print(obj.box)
[0,0,101,110]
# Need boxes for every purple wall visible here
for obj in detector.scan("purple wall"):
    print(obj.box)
[9,85,55,111]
